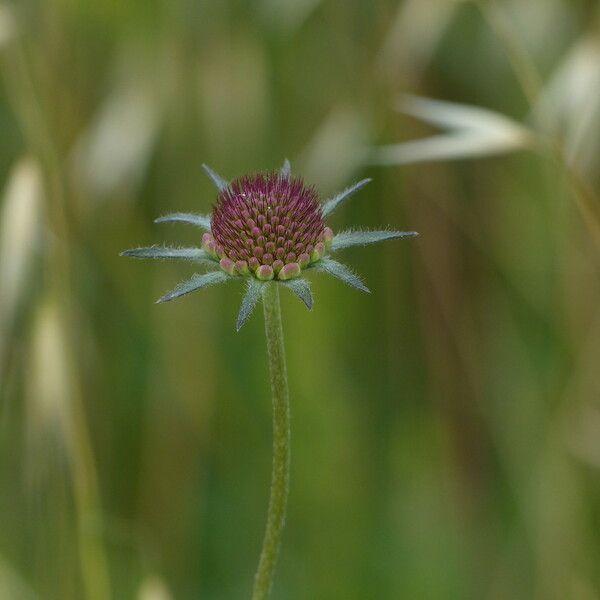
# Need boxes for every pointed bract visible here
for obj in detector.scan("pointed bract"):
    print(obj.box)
[155,213,211,231]
[281,278,313,310]
[202,164,229,192]
[322,178,372,216]
[156,271,230,304]
[331,229,418,251]
[280,159,291,178]
[313,258,370,293]
[120,246,213,262]
[236,279,264,331]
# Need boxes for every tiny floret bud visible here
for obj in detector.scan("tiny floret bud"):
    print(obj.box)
[298,253,310,268]
[235,260,249,275]
[256,265,274,281]
[278,262,301,280]
[248,256,260,271]
[323,227,334,249]
[220,257,236,275]
[310,242,325,262]
[202,233,218,258]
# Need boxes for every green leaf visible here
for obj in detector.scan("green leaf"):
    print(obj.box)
[202,164,229,192]
[331,229,418,251]
[156,271,231,304]
[120,246,213,262]
[322,178,372,216]
[313,258,370,293]
[281,278,313,310]
[154,213,211,230]
[236,279,264,331]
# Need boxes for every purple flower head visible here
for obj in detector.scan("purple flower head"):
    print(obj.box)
[207,172,331,281]
[121,160,418,330]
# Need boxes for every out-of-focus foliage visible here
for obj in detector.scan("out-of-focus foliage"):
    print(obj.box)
[1,1,600,598]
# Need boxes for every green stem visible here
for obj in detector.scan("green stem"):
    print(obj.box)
[252,283,291,600]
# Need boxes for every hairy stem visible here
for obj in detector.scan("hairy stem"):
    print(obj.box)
[252,283,290,600]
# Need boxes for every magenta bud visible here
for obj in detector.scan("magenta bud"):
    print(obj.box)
[202,234,218,257]
[256,264,274,281]
[311,242,325,262]
[278,262,301,280]
[210,171,327,276]
[272,259,284,273]
[235,260,249,275]
[298,252,310,268]
[322,227,334,249]
[219,257,236,275]
[248,256,260,271]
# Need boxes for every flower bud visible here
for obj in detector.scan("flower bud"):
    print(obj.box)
[219,257,236,275]
[256,264,274,281]
[235,260,249,275]
[310,242,325,262]
[278,262,301,280]
[210,172,332,280]
[322,227,334,249]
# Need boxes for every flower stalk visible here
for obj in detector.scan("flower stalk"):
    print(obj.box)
[252,282,291,600]
[121,160,417,597]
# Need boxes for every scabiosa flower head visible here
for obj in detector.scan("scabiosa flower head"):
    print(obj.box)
[206,172,330,281]
[122,160,417,330]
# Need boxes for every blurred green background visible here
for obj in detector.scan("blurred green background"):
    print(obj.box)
[2,0,600,598]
